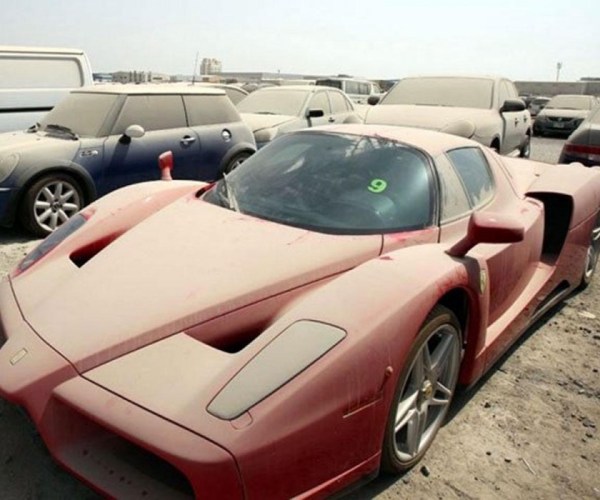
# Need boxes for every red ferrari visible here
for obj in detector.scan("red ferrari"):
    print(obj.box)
[1,125,599,499]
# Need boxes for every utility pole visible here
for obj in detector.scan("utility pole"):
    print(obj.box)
[191,51,200,84]
[556,62,563,82]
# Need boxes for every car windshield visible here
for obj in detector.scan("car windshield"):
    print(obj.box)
[237,89,309,116]
[204,132,433,234]
[40,92,119,137]
[381,77,494,109]
[545,95,593,110]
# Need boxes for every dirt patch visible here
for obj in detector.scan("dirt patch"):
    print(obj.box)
[0,234,599,498]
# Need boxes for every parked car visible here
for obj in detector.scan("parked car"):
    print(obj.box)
[237,85,361,148]
[315,76,383,104]
[1,124,599,499]
[533,94,599,137]
[0,45,93,133]
[528,96,551,117]
[0,84,255,236]
[558,103,600,166]
[365,75,532,157]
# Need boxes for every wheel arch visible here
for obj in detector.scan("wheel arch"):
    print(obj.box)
[218,142,256,177]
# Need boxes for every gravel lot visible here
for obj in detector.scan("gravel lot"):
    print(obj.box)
[1,136,599,499]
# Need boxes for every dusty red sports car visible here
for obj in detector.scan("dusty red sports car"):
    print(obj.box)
[1,125,599,499]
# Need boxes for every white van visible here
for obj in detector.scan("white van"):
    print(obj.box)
[0,46,93,133]
[315,77,382,105]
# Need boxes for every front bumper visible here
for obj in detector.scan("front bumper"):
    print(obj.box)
[534,118,581,136]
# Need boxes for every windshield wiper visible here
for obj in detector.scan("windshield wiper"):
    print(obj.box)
[46,124,79,140]
[221,173,240,212]
[255,111,277,115]
[27,122,41,133]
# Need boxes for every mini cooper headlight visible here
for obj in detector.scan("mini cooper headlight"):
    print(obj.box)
[0,153,19,183]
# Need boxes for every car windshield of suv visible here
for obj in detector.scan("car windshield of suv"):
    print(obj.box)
[382,77,494,109]
[204,132,433,234]
[40,92,119,137]
[545,95,593,110]
[237,89,309,117]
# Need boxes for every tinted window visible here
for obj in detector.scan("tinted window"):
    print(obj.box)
[382,77,494,109]
[435,154,471,222]
[40,92,119,137]
[308,92,331,113]
[0,57,83,88]
[358,83,370,95]
[112,95,186,134]
[205,132,433,234]
[237,89,309,116]
[345,81,360,94]
[184,95,240,126]
[446,148,494,207]
[315,79,343,90]
[328,91,350,113]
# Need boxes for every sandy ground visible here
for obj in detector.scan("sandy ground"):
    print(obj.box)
[0,137,598,499]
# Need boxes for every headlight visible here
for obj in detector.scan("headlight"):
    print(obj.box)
[0,153,19,183]
[254,127,278,144]
[208,320,346,419]
[14,210,93,275]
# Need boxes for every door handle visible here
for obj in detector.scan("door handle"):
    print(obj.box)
[328,117,335,123]
[180,135,196,146]
[514,118,519,125]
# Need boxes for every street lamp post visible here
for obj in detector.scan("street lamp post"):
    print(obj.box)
[556,62,563,82]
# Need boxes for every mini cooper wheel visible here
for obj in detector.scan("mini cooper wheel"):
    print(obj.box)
[580,213,600,289]
[223,151,251,175]
[382,306,462,473]
[21,174,84,237]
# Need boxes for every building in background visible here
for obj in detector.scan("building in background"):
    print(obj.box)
[200,58,222,75]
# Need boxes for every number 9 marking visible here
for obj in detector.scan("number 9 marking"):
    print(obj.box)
[368,178,387,193]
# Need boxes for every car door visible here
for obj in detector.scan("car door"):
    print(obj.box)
[327,89,359,124]
[98,94,201,195]
[437,148,540,326]
[305,90,333,127]
[498,80,527,154]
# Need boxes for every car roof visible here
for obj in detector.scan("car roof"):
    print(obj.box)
[254,85,326,92]
[0,45,85,55]
[308,124,479,157]
[74,84,225,96]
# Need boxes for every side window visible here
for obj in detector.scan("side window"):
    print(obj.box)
[505,81,518,99]
[358,83,370,95]
[112,95,186,134]
[345,81,359,95]
[328,91,350,113]
[435,154,471,222]
[308,92,331,114]
[184,95,240,126]
[446,148,494,208]
[497,81,510,109]
[0,57,83,88]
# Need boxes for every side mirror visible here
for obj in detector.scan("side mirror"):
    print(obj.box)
[158,150,173,181]
[446,211,524,258]
[120,124,146,144]
[367,95,381,106]
[500,99,526,113]
[307,109,325,119]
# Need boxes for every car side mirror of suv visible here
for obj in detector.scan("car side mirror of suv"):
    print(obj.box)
[120,124,146,144]
[500,99,526,113]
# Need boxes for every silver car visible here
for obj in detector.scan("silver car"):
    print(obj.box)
[238,85,361,148]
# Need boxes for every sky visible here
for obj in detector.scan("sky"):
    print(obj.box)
[2,0,599,82]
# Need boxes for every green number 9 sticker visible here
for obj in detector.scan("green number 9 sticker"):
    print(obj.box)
[368,178,387,193]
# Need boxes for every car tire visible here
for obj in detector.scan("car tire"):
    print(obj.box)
[579,212,600,289]
[381,305,462,473]
[20,173,84,237]
[519,134,531,158]
[222,151,252,176]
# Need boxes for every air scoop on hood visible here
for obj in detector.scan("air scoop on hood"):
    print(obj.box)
[12,198,381,372]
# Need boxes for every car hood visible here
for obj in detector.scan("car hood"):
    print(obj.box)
[0,130,79,160]
[241,113,297,132]
[12,198,381,372]
[538,109,589,119]
[365,104,493,132]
